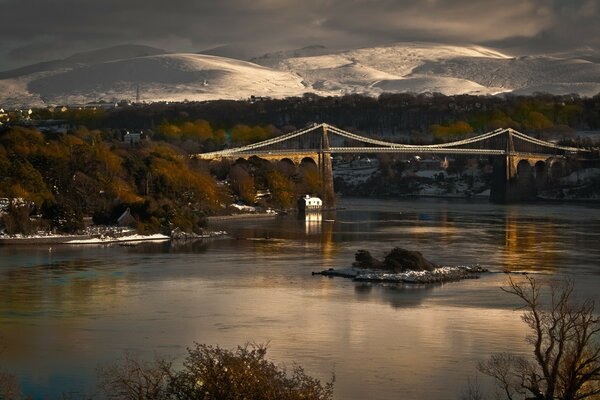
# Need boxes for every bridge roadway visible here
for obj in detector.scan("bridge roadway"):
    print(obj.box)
[205,148,560,158]
[194,123,588,203]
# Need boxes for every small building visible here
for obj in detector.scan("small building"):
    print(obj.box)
[297,195,323,212]
[123,131,144,146]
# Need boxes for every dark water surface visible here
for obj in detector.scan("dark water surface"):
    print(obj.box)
[1,198,600,399]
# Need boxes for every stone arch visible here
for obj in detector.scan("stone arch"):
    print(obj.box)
[549,159,567,180]
[517,159,533,175]
[276,158,297,176]
[233,157,250,166]
[280,157,297,167]
[300,157,318,173]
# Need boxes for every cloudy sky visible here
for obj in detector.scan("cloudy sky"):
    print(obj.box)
[0,0,597,70]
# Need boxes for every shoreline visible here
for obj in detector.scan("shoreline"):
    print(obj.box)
[0,233,171,246]
[341,193,600,204]
[207,213,280,223]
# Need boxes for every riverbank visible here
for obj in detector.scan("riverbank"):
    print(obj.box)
[0,232,170,245]
[207,213,280,223]
[0,227,227,245]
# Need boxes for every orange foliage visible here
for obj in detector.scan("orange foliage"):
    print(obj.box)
[431,121,474,140]
[230,124,278,145]
[522,111,554,132]
[266,170,295,208]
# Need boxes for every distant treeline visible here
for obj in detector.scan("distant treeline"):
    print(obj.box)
[33,93,600,145]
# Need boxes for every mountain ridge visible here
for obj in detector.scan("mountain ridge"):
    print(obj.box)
[1,42,599,108]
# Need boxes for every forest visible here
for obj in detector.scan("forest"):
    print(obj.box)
[2,92,600,235]
[20,92,600,145]
[0,124,323,235]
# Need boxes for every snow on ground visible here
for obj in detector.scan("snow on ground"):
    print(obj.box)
[64,233,170,244]
[2,42,600,107]
[230,203,258,212]
[0,53,305,107]
[334,161,380,185]
[25,54,305,105]
[413,170,447,179]
[559,168,600,185]
[373,75,504,95]
[314,265,487,284]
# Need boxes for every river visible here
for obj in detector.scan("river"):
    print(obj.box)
[1,198,600,399]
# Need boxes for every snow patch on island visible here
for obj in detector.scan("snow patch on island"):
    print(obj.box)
[313,265,487,284]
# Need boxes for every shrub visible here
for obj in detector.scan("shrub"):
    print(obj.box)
[98,343,334,400]
[170,343,334,400]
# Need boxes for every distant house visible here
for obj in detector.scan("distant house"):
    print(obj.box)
[297,195,322,212]
[82,101,118,110]
[123,131,144,146]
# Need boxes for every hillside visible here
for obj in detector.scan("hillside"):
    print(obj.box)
[254,43,600,97]
[1,42,600,107]
[0,53,305,107]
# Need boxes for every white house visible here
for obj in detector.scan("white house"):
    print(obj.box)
[298,195,323,211]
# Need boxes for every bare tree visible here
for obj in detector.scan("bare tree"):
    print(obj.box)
[0,369,22,400]
[97,352,172,400]
[479,276,600,400]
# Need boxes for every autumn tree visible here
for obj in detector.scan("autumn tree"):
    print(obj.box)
[431,121,474,141]
[169,343,334,400]
[299,168,323,197]
[479,276,600,400]
[266,170,296,208]
[230,124,278,145]
[228,164,256,204]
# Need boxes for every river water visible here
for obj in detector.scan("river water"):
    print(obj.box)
[1,198,600,399]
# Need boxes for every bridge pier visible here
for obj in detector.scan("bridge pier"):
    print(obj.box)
[319,125,336,207]
[490,156,550,203]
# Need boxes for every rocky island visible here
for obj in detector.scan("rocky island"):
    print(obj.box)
[313,247,487,284]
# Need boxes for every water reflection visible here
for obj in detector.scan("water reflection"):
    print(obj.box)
[354,282,435,308]
[1,198,599,400]
[503,208,561,272]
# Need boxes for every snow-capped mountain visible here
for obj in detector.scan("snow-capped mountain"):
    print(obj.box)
[1,42,599,107]
[252,43,600,97]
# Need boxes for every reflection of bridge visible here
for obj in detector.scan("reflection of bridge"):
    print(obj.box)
[195,123,587,204]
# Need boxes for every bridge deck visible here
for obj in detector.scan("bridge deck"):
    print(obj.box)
[194,123,586,160]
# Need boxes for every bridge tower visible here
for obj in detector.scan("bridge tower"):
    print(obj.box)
[319,124,336,207]
[490,129,537,203]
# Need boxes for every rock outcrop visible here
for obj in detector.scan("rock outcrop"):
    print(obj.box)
[316,247,486,284]
[353,247,437,272]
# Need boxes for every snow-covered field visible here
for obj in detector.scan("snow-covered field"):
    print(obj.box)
[1,42,600,107]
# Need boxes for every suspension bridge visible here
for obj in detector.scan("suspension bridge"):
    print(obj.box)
[195,123,588,204]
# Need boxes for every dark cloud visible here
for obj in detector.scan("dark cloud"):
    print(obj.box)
[0,0,598,70]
